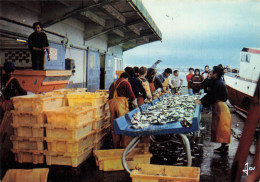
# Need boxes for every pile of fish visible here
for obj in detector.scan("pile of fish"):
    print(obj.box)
[130,95,199,129]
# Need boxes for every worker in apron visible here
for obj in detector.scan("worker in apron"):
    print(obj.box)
[138,67,152,105]
[108,72,135,148]
[158,68,172,94]
[195,66,231,153]
[0,62,27,163]
[146,68,163,100]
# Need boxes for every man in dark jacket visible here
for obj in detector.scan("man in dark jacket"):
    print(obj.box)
[124,67,147,110]
[28,22,51,70]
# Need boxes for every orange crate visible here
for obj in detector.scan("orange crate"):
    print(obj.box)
[12,111,46,125]
[11,149,44,164]
[11,136,44,151]
[45,120,93,140]
[12,94,64,112]
[93,115,110,130]
[44,147,92,167]
[131,164,200,182]
[44,106,95,128]
[67,92,105,107]
[45,131,95,154]
[12,123,44,138]
[93,148,152,171]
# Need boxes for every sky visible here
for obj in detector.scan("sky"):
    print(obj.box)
[123,0,260,69]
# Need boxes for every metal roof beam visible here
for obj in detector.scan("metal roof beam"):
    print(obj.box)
[102,4,126,24]
[81,11,106,27]
[112,29,125,37]
[41,1,112,27]
[84,19,142,40]
[108,32,152,48]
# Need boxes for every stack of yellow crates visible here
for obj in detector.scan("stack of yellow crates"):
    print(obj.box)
[11,94,64,164]
[66,91,111,151]
[10,88,111,167]
[44,106,95,167]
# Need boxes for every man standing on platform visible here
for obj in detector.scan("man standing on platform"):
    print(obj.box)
[28,22,51,70]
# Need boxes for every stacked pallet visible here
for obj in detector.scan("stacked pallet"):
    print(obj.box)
[11,94,64,164]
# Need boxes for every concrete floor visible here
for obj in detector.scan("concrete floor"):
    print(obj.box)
[0,92,257,182]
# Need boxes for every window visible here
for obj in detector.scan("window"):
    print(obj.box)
[246,54,250,63]
[241,53,246,62]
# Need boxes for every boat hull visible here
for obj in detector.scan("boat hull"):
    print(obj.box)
[224,74,256,113]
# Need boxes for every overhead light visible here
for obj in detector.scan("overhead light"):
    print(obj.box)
[16,39,27,43]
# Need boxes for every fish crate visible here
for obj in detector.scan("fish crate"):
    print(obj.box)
[93,134,109,151]
[11,136,44,151]
[44,106,95,128]
[93,104,107,119]
[45,120,94,140]
[130,164,200,182]
[11,149,44,164]
[44,147,93,167]
[93,115,111,130]
[93,148,152,171]
[66,92,106,107]
[11,94,64,112]
[12,123,44,138]
[45,131,95,154]
[12,111,46,125]
[2,168,49,182]
[94,125,110,142]
[96,90,109,98]
[105,102,109,110]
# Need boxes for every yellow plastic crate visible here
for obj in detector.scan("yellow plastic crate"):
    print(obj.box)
[93,115,110,130]
[94,125,110,142]
[96,90,109,99]
[45,120,94,140]
[12,111,46,125]
[93,104,107,119]
[44,106,95,128]
[11,149,44,164]
[11,136,44,151]
[131,164,200,182]
[2,168,49,182]
[67,92,105,107]
[93,134,107,151]
[45,147,92,167]
[45,131,95,154]
[93,148,152,171]
[12,94,64,112]
[12,123,44,138]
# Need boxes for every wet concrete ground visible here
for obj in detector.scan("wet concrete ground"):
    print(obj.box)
[0,96,257,182]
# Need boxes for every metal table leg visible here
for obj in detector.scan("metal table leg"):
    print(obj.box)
[178,133,192,166]
[122,136,141,174]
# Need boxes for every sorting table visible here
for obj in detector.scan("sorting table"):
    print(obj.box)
[113,94,202,173]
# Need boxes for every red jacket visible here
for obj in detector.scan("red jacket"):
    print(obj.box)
[108,78,135,102]
[186,74,194,88]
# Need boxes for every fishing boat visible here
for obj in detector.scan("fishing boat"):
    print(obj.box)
[224,47,260,113]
